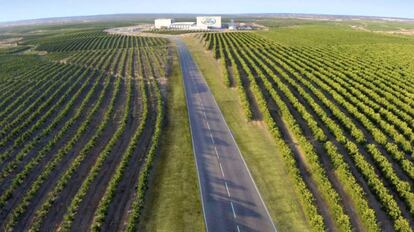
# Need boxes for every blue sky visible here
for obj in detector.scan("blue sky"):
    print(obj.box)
[1,0,413,22]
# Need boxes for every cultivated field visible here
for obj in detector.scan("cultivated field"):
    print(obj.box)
[201,30,414,232]
[0,29,169,231]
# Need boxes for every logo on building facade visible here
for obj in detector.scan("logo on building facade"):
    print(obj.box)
[201,18,217,25]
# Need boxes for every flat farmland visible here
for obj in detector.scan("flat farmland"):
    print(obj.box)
[201,30,414,232]
[0,29,169,231]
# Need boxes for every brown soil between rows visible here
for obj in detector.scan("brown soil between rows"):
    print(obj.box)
[0,69,56,125]
[7,76,116,231]
[0,67,81,154]
[251,47,394,231]
[257,45,413,229]
[101,81,158,232]
[222,48,263,121]
[255,75,338,231]
[266,47,414,226]
[102,47,167,231]
[0,72,100,191]
[32,77,127,232]
[65,80,139,231]
[0,74,103,230]
[204,36,339,230]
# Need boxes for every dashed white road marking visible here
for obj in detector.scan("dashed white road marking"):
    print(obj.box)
[224,181,231,197]
[214,147,220,159]
[209,132,215,144]
[213,146,219,158]
[219,163,225,177]
[230,201,237,219]
[190,65,242,232]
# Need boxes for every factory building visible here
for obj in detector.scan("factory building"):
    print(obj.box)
[154,18,174,29]
[154,16,222,30]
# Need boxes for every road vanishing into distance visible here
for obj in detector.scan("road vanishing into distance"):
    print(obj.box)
[175,38,277,232]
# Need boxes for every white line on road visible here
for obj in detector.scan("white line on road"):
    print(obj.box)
[214,147,220,159]
[219,163,225,177]
[230,201,237,219]
[208,79,278,232]
[178,45,209,232]
[213,146,219,158]
[177,39,276,232]
[224,181,231,197]
[209,132,215,144]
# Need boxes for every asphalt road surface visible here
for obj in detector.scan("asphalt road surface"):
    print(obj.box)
[175,38,277,232]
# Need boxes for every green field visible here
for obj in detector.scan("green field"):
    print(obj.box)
[200,21,414,231]
[0,23,170,231]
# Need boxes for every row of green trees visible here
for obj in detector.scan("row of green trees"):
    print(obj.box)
[1,68,108,230]
[252,34,410,230]
[283,47,414,181]
[205,32,414,231]
[247,33,412,231]
[229,34,352,231]
[38,34,167,52]
[125,80,164,232]
[311,46,414,104]
[0,67,91,185]
[59,50,132,231]
[207,33,327,231]
[288,46,414,152]
[0,63,55,117]
[90,50,149,231]
[28,72,113,232]
[0,64,77,138]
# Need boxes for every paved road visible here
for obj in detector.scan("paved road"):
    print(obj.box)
[175,38,277,232]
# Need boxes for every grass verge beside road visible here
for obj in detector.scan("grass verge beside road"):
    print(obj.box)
[183,35,311,232]
[139,45,205,232]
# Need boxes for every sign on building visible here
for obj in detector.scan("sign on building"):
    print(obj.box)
[196,16,222,29]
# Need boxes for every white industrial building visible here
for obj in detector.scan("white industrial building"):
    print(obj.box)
[154,18,174,29]
[154,16,222,30]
